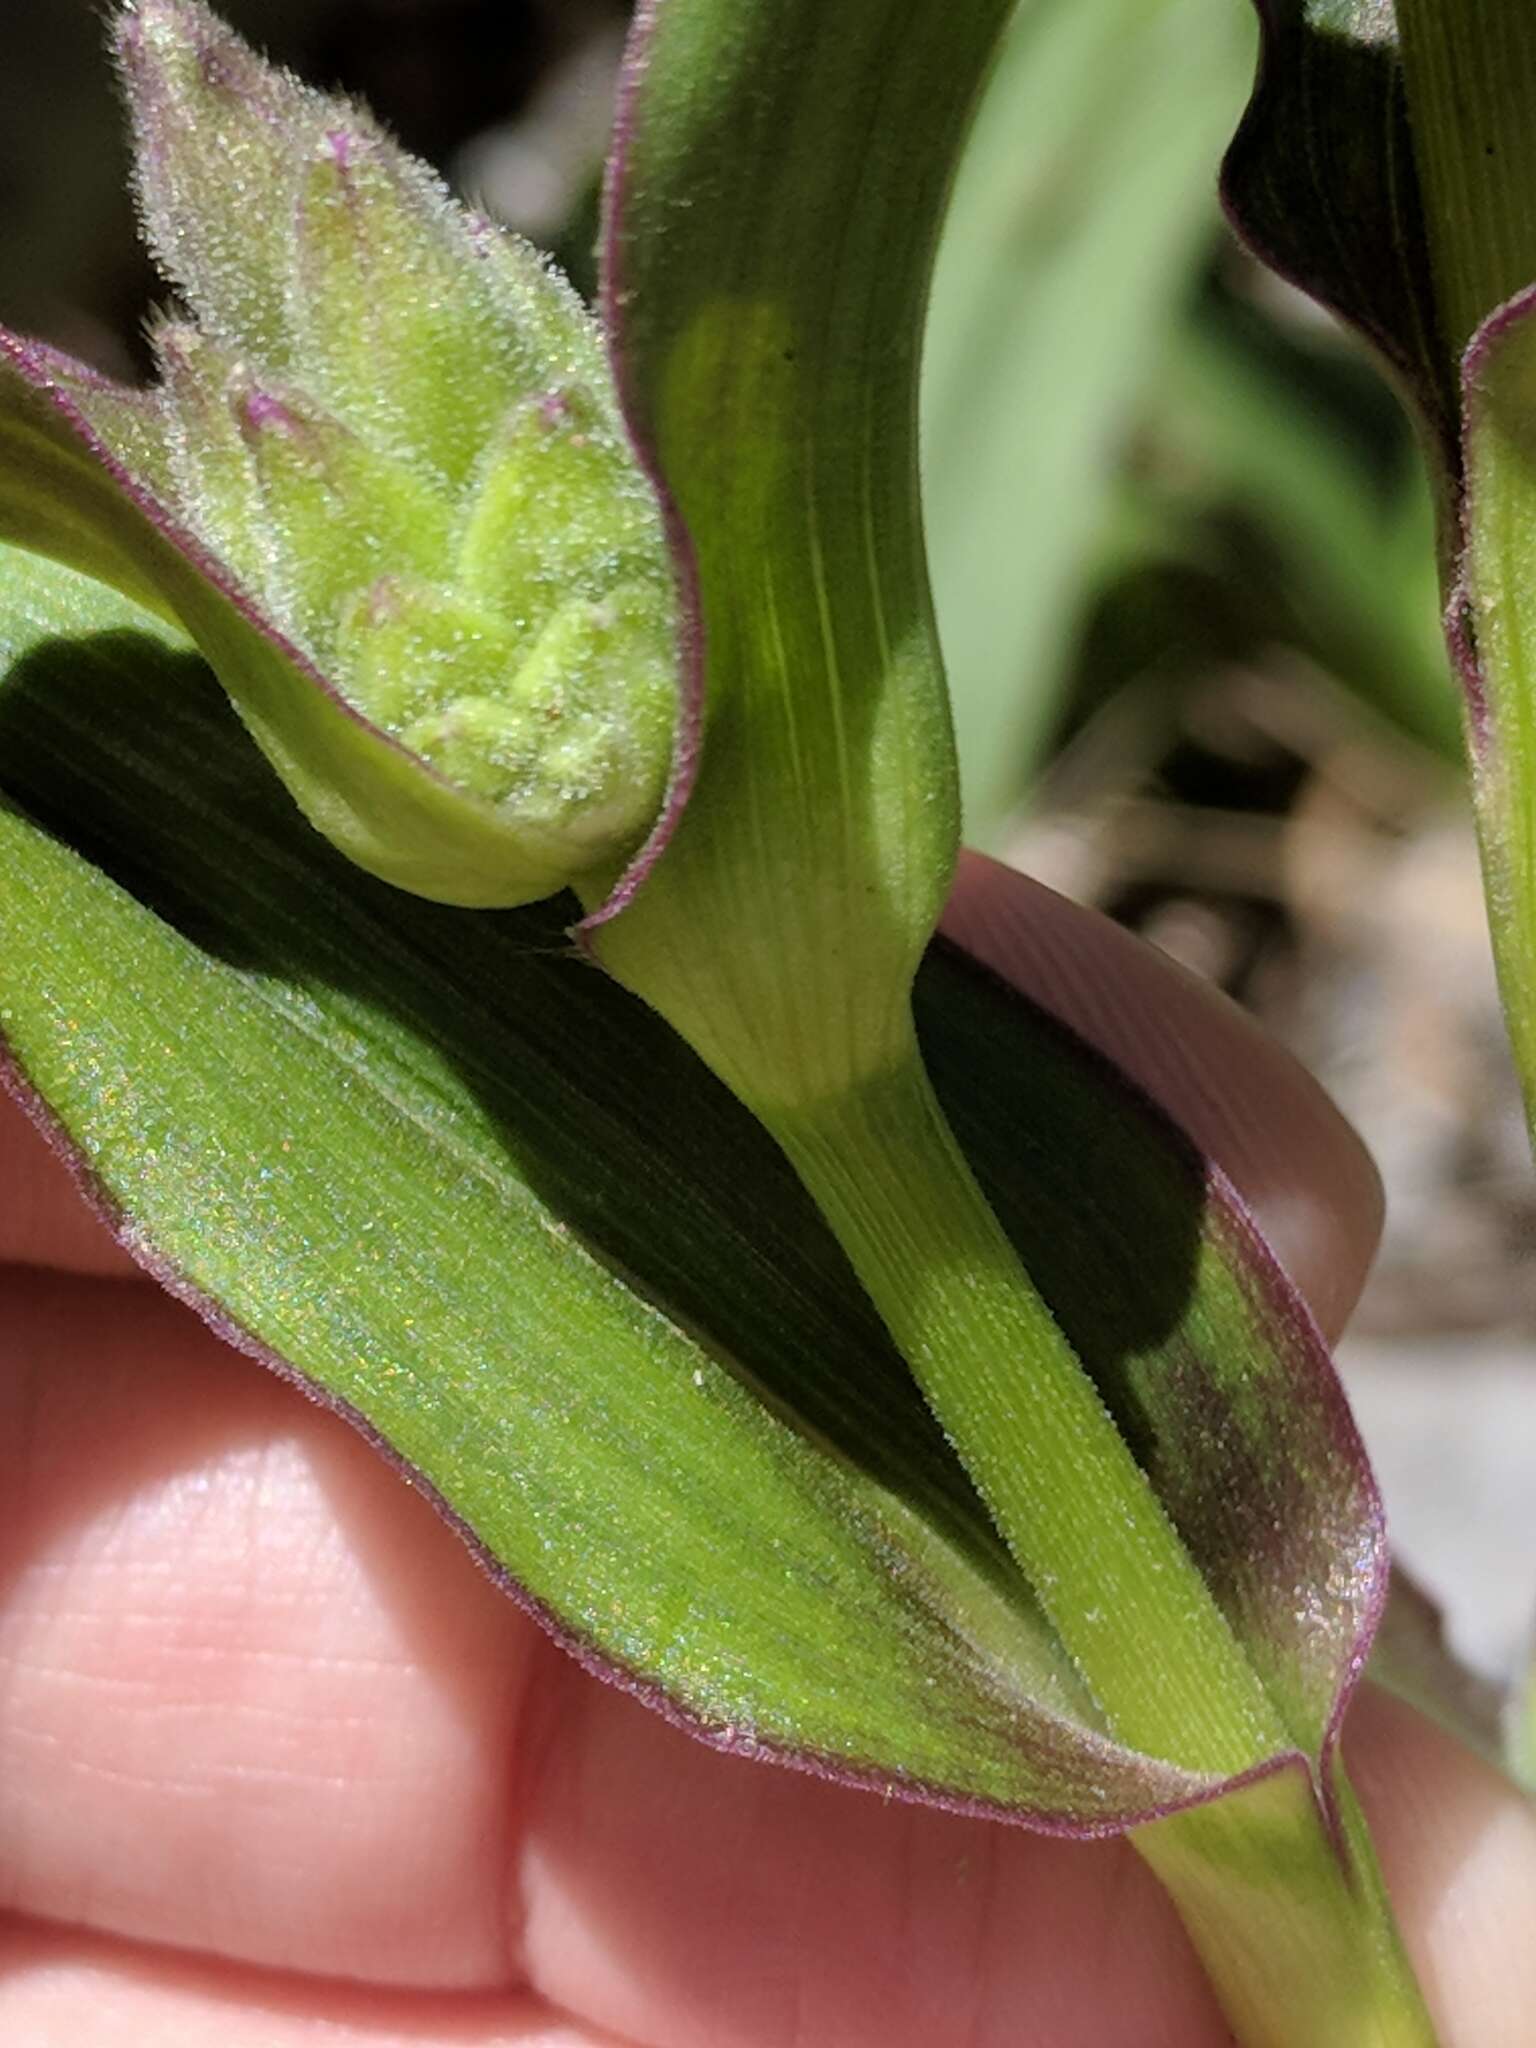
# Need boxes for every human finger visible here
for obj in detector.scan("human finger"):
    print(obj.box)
[0,1258,1228,2042]
[6,1265,1533,2043]
[0,1081,137,1277]
[0,1917,625,2047]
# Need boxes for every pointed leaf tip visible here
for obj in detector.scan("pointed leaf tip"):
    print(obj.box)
[116,0,316,366]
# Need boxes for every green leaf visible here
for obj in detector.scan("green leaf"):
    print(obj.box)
[923,0,1256,841]
[0,546,1380,1831]
[587,0,995,1103]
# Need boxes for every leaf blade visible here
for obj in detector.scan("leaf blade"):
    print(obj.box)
[925,0,1257,838]
[0,548,1382,1827]
[589,0,1010,1099]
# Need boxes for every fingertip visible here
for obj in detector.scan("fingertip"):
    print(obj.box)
[0,1269,538,1985]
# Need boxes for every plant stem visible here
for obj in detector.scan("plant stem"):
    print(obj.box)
[1398,0,1536,355]
[767,1040,1284,1773]
[1137,1760,1439,2048]
[1397,0,1536,1157]
[768,1039,1438,2045]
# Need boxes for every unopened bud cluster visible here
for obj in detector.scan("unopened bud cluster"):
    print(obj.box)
[118,0,675,896]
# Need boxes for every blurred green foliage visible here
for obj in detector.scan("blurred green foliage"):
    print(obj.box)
[925,0,1458,850]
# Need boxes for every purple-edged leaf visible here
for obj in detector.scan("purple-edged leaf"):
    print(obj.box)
[0,549,1385,1832]
[1222,0,1455,468]
[584,0,990,1099]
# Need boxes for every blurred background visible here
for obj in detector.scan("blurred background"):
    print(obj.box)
[3,0,1533,1695]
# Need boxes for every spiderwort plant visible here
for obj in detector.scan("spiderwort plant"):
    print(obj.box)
[0,3,1440,2042]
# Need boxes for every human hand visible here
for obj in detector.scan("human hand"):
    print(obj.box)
[2,852,1534,2046]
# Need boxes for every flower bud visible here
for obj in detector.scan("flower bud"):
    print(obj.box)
[0,0,679,908]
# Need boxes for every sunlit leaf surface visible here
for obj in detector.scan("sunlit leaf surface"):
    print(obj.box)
[0,548,1381,1828]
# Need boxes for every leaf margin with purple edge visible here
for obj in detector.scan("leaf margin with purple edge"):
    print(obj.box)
[0,328,625,908]
[0,551,1196,1838]
[0,540,1384,1840]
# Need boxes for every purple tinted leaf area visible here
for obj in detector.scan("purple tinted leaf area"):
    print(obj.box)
[0,325,445,779]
